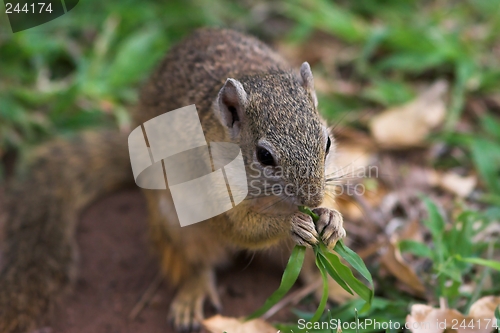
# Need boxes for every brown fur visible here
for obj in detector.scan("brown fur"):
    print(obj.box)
[0,131,132,332]
[0,28,344,332]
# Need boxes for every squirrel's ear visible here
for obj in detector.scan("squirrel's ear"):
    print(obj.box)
[216,78,247,136]
[300,62,318,108]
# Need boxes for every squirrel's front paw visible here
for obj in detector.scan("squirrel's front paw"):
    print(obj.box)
[291,212,320,247]
[168,271,221,332]
[312,208,346,249]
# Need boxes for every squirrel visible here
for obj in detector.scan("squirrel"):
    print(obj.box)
[0,27,346,332]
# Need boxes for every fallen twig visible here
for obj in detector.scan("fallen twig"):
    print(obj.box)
[129,271,164,320]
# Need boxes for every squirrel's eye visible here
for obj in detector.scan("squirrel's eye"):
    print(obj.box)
[326,137,331,155]
[257,147,275,166]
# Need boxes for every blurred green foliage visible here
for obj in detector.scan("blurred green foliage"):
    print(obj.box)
[1,0,499,152]
[0,0,258,156]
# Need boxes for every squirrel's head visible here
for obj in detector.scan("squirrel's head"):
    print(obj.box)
[214,62,332,209]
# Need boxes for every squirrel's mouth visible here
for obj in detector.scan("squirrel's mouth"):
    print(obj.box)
[245,179,326,215]
[247,194,299,216]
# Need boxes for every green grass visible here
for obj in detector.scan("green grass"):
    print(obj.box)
[1,0,500,331]
[248,206,373,323]
[0,0,254,158]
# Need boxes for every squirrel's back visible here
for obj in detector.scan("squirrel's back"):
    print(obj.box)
[136,28,289,126]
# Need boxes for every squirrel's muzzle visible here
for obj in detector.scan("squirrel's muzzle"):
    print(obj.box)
[297,183,325,208]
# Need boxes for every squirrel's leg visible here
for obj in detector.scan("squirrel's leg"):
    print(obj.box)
[168,267,219,332]
[144,190,230,332]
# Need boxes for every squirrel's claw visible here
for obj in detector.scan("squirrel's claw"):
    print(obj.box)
[291,212,320,247]
[169,288,204,332]
[312,208,346,249]
[168,270,219,333]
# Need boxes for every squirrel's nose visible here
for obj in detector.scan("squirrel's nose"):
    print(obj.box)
[298,184,324,208]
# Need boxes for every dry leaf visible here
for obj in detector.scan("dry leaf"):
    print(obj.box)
[275,31,346,69]
[334,197,364,222]
[468,296,500,320]
[203,315,277,333]
[369,81,448,148]
[438,172,476,197]
[314,75,361,95]
[406,304,467,333]
[473,222,500,243]
[380,220,426,296]
[324,139,385,227]
[332,143,375,177]
[398,219,424,242]
[380,237,426,297]
[406,296,500,333]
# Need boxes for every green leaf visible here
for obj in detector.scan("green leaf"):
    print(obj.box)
[246,245,306,319]
[320,247,373,312]
[480,114,500,141]
[422,197,446,238]
[361,78,415,106]
[455,255,500,271]
[317,251,353,295]
[470,138,500,195]
[384,25,437,54]
[447,211,476,259]
[310,255,329,322]
[377,52,446,73]
[422,197,446,263]
[299,206,319,221]
[445,59,476,130]
[300,206,374,314]
[485,207,500,220]
[283,0,368,43]
[249,207,374,321]
[436,258,463,283]
[106,28,167,88]
[356,26,388,75]
[333,240,373,286]
[399,240,433,258]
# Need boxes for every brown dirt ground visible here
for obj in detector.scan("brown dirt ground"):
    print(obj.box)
[1,189,298,333]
